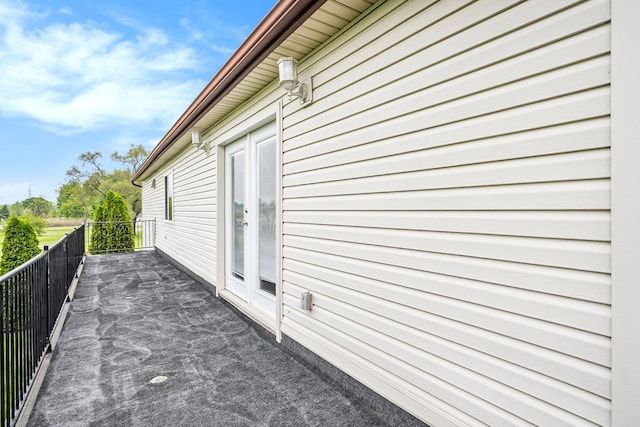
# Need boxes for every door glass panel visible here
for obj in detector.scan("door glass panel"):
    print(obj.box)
[257,138,276,295]
[231,150,245,280]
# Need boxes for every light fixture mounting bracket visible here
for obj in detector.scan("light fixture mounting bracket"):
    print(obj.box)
[290,77,313,107]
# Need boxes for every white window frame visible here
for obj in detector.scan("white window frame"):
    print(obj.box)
[164,172,174,221]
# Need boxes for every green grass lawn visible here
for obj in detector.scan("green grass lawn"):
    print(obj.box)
[0,225,78,260]
[37,226,78,249]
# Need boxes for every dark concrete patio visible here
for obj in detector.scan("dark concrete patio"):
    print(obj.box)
[27,251,391,426]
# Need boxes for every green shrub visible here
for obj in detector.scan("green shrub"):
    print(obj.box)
[0,216,41,275]
[89,205,107,253]
[20,214,46,235]
[106,192,133,252]
[89,191,133,253]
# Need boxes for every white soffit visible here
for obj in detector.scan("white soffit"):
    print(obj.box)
[156,0,376,168]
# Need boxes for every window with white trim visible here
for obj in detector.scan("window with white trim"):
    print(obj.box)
[164,173,173,221]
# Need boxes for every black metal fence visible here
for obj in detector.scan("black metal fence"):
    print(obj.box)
[1,226,85,427]
[84,219,155,254]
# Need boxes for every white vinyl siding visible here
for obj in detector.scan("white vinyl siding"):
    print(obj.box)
[140,93,282,328]
[280,0,611,426]
[140,178,162,222]
[141,145,217,284]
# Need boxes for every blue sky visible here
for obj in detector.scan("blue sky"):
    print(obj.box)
[0,0,276,206]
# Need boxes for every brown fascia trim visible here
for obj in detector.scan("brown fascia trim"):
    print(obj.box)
[132,0,327,182]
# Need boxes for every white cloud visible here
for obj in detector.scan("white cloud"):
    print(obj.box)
[0,0,29,22]
[179,17,204,42]
[0,0,205,134]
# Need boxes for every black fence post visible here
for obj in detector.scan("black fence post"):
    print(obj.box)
[43,245,50,351]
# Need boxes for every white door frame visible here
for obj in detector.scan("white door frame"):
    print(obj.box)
[223,122,278,316]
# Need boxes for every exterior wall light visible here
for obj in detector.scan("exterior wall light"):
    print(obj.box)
[191,129,211,154]
[277,57,313,107]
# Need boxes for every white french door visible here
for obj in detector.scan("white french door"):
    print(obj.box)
[225,122,277,314]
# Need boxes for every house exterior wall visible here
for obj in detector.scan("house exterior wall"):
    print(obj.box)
[279,0,612,425]
[140,145,218,285]
[140,0,617,425]
[610,0,640,424]
[141,85,284,326]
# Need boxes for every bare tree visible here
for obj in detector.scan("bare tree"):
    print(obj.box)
[111,144,149,172]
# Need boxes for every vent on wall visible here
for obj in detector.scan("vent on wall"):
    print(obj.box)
[151,178,156,189]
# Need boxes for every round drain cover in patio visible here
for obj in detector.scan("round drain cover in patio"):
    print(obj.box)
[149,375,169,385]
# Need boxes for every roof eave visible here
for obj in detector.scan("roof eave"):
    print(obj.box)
[132,0,326,183]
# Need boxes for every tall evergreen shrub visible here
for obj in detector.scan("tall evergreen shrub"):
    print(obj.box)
[0,205,9,220]
[89,204,107,253]
[89,191,133,253]
[0,215,41,275]
[105,191,133,253]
